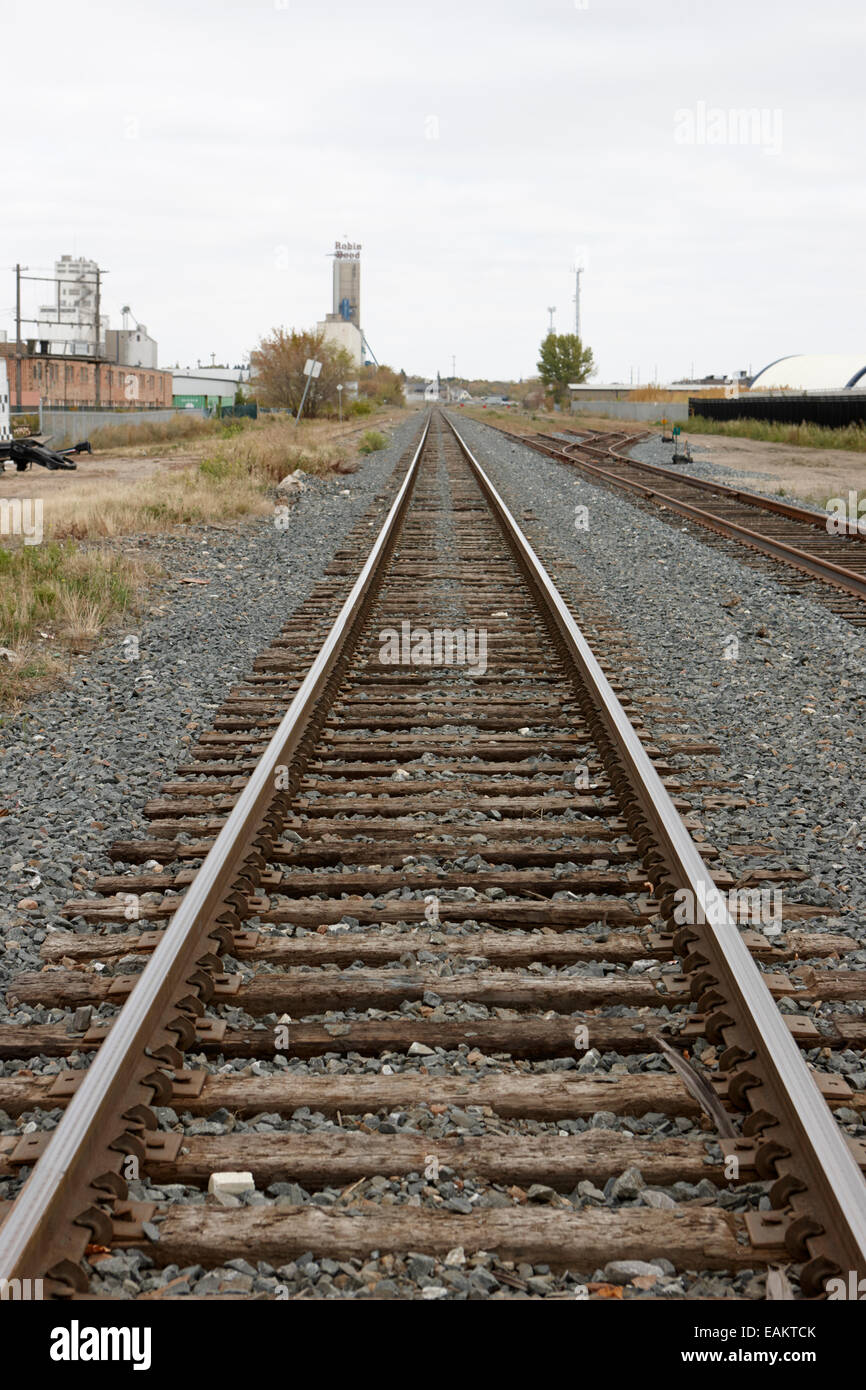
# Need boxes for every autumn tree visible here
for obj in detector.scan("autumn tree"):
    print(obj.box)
[251,328,354,417]
[358,364,406,406]
[537,333,596,405]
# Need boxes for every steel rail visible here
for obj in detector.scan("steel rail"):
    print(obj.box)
[500,427,866,601]
[446,413,866,1293]
[0,414,432,1288]
[556,428,866,539]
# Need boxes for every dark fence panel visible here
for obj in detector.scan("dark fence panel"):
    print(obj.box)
[690,394,866,428]
[207,403,258,420]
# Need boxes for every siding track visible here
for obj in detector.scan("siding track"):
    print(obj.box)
[499,423,866,625]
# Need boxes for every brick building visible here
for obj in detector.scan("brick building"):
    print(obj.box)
[0,343,172,409]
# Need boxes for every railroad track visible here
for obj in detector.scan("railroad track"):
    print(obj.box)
[1,409,865,1302]
[494,423,866,626]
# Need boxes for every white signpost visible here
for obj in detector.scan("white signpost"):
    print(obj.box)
[295,358,322,424]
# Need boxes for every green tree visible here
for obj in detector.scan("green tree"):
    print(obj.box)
[537,333,595,404]
[251,328,354,417]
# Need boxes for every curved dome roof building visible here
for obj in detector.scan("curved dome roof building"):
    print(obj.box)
[749,354,866,392]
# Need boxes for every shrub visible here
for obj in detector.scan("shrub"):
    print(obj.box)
[358,430,388,454]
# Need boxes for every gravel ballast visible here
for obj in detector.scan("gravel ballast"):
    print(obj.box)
[0,415,422,1007]
[1,409,861,1302]
[451,412,866,921]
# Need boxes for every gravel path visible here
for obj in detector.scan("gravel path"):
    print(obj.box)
[0,416,421,1012]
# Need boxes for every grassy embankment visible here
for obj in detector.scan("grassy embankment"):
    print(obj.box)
[685,415,866,453]
[0,409,400,703]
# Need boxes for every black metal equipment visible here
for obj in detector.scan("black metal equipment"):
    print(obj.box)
[0,436,91,472]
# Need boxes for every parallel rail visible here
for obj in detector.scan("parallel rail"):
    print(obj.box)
[494,423,866,611]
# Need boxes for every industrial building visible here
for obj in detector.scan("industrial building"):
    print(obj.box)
[32,255,107,357]
[104,308,159,369]
[0,341,171,408]
[172,366,250,409]
[104,327,158,368]
[0,361,11,443]
[4,255,167,408]
[332,242,361,327]
[317,239,364,369]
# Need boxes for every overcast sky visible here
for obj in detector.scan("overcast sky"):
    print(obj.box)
[2,0,863,383]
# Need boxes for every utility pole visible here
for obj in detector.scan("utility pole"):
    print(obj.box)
[572,265,583,339]
[547,306,556,336]
[14,263,23,410]
[94,267,102,406]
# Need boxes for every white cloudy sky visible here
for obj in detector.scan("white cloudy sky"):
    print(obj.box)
[1,0,863,383]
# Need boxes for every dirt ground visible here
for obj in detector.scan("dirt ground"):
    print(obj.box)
[681,433,866,503]
[0,410,413,502]
[0,449,200,499]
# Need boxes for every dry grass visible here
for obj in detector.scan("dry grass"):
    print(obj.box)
[40,413,391,540]
[686,415,866,453]
[85,403,407,460]
[0,407,414,704]
[460,402,669,433]
[0,541,151,704]
[87,413,231,452]
[627,387,728,402]
[44,466,274,539]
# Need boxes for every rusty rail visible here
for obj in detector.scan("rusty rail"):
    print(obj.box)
[0,416,431,1289]
[498,425,866,603]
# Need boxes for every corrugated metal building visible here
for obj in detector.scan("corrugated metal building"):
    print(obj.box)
[172,368,248,409]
